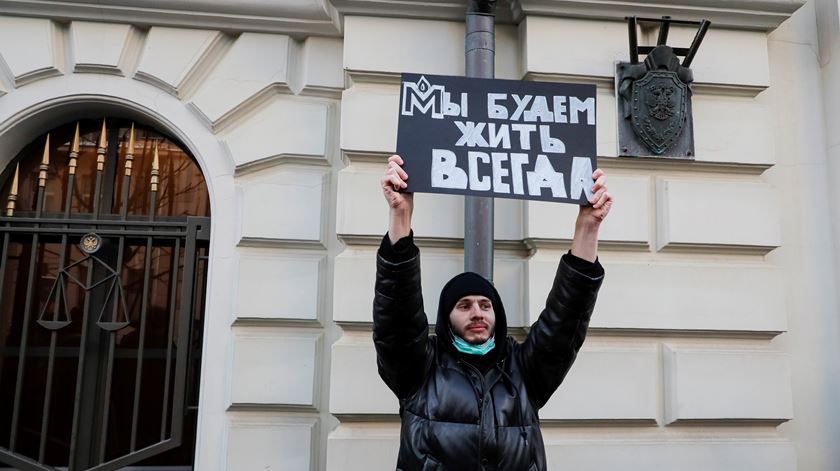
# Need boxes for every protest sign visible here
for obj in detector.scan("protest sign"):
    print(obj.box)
[397,73,597,205]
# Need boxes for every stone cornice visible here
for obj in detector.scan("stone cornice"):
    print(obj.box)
[333,0,804,30]
[331,0,516,23]
[0,0,805,35]
[510,0,807,31]
[0,0,342,36]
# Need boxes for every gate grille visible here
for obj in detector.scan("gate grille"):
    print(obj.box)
[0,120,210,470]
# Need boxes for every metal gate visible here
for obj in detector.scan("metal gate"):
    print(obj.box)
[0,120,210,470]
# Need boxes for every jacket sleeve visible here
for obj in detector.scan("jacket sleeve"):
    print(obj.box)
[517,255,604,408]
[372,236,430,400]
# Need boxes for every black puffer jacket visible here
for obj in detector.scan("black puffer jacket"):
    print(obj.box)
[373,238,603,471]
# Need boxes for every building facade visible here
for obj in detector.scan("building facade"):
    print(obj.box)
[0,0,838,469]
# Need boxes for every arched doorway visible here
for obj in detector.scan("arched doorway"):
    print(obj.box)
[0,119,210,470]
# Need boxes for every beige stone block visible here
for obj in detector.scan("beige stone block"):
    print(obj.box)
[344,16,464,76]
[595,261,787,332]
[335,163,386,236]
[663,347,794,423]
[329,333,398,415]
[236,248,323,321]
[135,26,220,95]
[335,162,462,239]
[656,178,781,250]
[767,40,829,166]
[340,83,398,153]
[237,166,326,243]
[597,89,617,157]
[190,32,291,125]
[668,26,770,89]
[822,35,840,149]
[541,347,658,421]
[693,95,775,165]
[492,256,528,326]
[0,17,62,84]
[228,413,315,470]
[231,328,320,406]
[326,424,399,471]
[406,190,522,241]
[526,174,649,244]
[771,0,819,49]
[494,198,526,240]
[496,24,522,80]
[332,247,376,324]
[526,200,576,240]
[527,253,786,332]
[70,21,133,74]
[333,247,526,327]
[413,192,465,240]
[542,439,796,470]
[344,17,519,80]
[300,36,344,91]
[223,96,331,168]
[523,17,627,79]
[336,162,523,240]
[827,89,840,150]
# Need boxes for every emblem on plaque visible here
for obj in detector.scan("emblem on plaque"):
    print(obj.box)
[616,16,710,159]
[630,70,688,154]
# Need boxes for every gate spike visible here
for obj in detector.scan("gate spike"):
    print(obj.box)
[98,119,107,149]
[69,122,80,175]
[125,123,135,177]
[39,134,50,188]
[150,141,160,193]
[96,119,107,172]
[71,122,80,153]
[6,163,19,216]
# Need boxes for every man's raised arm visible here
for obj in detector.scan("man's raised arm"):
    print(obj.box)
[372,155,429,399]
[571,168,611,262]
[518,169,613,408]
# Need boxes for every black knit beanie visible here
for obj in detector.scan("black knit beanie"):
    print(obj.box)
[439,272,498,319]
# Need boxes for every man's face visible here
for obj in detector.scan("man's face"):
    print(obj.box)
[449,295,496,345]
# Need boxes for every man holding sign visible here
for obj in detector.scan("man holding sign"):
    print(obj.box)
[373,149,611,470]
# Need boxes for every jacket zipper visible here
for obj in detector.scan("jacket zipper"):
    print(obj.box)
[459,360,487,469]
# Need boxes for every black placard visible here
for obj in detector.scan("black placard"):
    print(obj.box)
[397,73,597,205]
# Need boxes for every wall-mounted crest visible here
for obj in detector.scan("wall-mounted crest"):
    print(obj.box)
[617,16,710,159]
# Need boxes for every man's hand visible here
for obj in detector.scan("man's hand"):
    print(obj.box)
[578,168,612,227]
[381,154,414,244]
[571,168,612,262]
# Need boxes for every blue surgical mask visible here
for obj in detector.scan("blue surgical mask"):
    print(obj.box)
[452,333,495,355]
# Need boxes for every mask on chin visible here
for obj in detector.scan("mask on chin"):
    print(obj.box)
[452,332,495,355]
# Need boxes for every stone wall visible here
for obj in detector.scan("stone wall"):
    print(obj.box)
[330,12,798,471]
[0,0,836,468]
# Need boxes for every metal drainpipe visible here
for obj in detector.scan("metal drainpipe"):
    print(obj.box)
[464,0,496,280]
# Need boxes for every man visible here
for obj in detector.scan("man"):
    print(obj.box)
[374,154,612,470]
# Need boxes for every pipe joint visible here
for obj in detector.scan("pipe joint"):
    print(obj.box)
[466,0,497,15]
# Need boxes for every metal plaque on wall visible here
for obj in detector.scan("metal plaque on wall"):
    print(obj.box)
[615,15,711,160]
[616,58,695,160]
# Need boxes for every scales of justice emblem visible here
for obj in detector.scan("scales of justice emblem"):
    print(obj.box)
[37,232,131,331]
